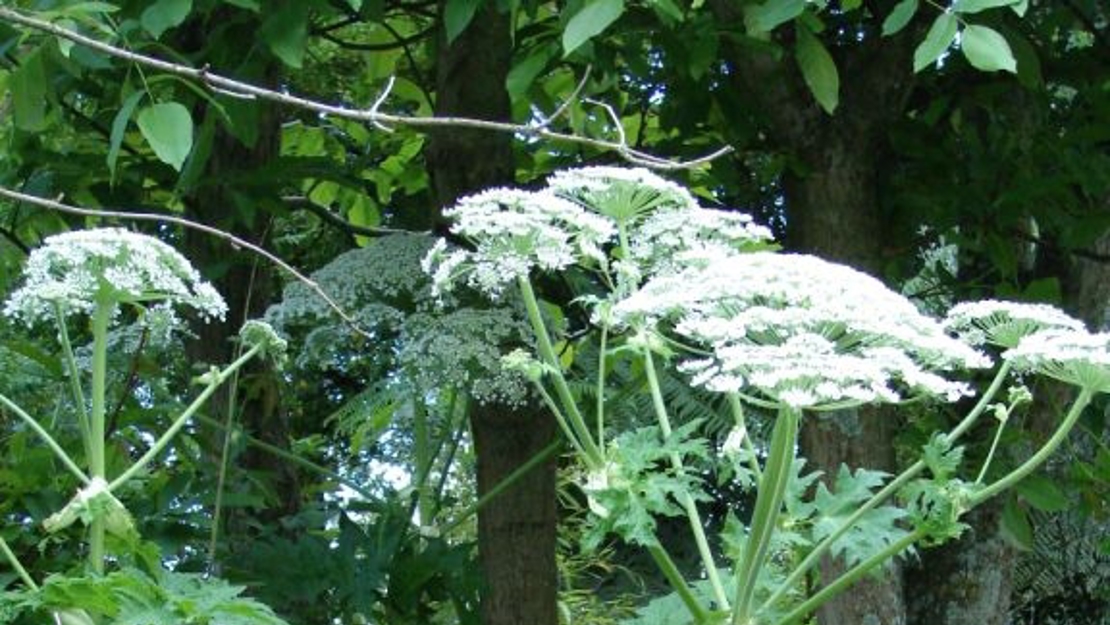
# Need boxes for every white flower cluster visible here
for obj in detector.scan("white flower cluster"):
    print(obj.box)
[399,308,533,405]
[1003,329,1110,393]
[3,228,226,326]
[425,167,773,299]
[944,300,1086,348]
[614,253,990,409]
[268,233,533,404]
[424,188,616,297]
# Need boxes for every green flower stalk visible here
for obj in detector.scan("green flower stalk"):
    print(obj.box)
[3,228,229,573]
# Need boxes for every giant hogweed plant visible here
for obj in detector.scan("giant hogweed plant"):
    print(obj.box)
[0,228,289,625]
[424,167,1110,625]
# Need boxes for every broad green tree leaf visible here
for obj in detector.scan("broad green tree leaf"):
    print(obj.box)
[107,91,146,179]
[136,102,194,171]
[960,24,1017,73]
[260,3,310,68]
[1015,474,1069,512]
[913,12,958,72]
[954,0,1020,13]
[1000,497,1034,551]
[141,0,193,39]
[10,49,47,131]
[744,0,805,35]
[882,0,917,36]
[444,0,481,44]
[795,24,839,114]
[222,0,260,9]
[506,45,556,98]
[562,0,624,56]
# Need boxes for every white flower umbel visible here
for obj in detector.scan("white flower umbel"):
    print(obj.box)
[614,252,990,409]
[546,166,700,221]
[627,205,775,277]
[426,188,616,297]
[944,300,1086,349]
[1003,329,1110,393]
[3,228,227,325]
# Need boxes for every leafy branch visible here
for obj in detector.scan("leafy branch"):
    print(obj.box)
[0,6,734,171]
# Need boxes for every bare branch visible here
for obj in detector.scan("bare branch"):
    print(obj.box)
[281,195,415,238]
[0,185,372,339]
[0,6,733,170]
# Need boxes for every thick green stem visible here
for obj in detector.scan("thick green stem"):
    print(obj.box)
[970,387,1093,506]
[759,363,1013,613]
[442,438,562,534]
[107,345,262,492]
[54,304,91,462]
[412,394,435,527]
[88,299,112,574]
[778,529,925,624]
[647,542,711,624]
[732,406,799,625]
[0,534,37,590]
[0,394,89,484]
[517,277,603,465]
[644,350,729,611]
[727,394,762,482]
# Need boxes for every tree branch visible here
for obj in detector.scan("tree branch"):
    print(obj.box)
[281,195,414,237]
[0,6,733,170]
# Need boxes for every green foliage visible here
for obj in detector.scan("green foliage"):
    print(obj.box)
[584,420,711,548]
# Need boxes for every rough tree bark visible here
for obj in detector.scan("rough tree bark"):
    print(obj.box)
[425,4,560,625]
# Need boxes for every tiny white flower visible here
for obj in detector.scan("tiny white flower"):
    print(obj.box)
[944,300,1086,349]
[430,188,617,296]
[1003,329,1110,393]
[4,228,226,327]
[619,253,989,409]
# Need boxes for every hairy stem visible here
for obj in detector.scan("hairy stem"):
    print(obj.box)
[517,277,603,465]
[760,362,1013,612]
[732,406,799,625]
[0,535,36,590]
[644,349,729,611]
[0,394,88,484]
[107,344,262,492]
[970,387,1093,505]
[87,298,112,574]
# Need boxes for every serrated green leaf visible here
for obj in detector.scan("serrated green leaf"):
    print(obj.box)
[11,48,48,132]
[136,102,194,171]
[1000,497,1034,551]
[745,0,805,35]
[107,91,145,179]
[562,0,624,56]
[140,0,192,39]
[923,433,963,479]
[882,0,917,36]
[444,0,482,44]
[953,0,1019,14]
[913,12,958,72]
[260,3,309,68]
[1015,474,1069,511]
[960,24,1017,73]
[795,24,839,114]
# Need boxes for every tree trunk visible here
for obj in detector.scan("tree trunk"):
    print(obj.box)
[425,5,560,625]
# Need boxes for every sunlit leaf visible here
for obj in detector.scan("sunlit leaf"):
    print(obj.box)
[913,12,958,72]
[562,0,624,56]
[136,102,194,171]
[960,24,1017,73]
[745,0,805,34]
[795,24,839,114]
[953,0,1019,13]
[141,0,193,39]
[882,0,917,36]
